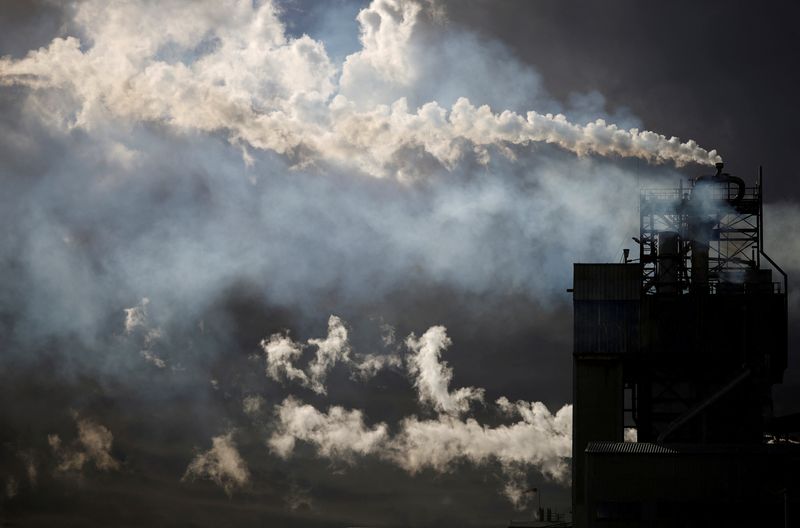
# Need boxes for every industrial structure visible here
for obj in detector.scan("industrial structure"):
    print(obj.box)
[571,163,798,527]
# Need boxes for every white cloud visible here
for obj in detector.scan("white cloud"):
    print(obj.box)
[262,315,383,394]
[264,318,572,508]
[406,325,484,415]
[182,432,249,496]
[260,332,310,387]
[269,397,389,461]
[269,395,571,508]
[0,0,720,183]
[306,315,352,394]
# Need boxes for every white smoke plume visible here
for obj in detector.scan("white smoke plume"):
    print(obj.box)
[406,325,484,415]
[268,318,572,508]
[260,333,311,388]
[48,416,120,473]
[260,315,351,394]
[269,397,390,461]
[261,315,402,393]
[182,432,250,496]
[0,0,720,181]
[270,396,571,508]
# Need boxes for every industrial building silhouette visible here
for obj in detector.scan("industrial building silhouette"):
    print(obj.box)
[570,164,799,527]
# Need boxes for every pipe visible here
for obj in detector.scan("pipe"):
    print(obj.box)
[657,367,752,443]
[695,162,745,204]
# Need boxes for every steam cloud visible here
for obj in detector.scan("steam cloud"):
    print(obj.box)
[267,317,572,507]
[261,315,400,392]
[2,0,773,519]
[406,326,484,415]
[0,0,720,178]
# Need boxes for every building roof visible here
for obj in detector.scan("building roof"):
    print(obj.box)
[586,442,679,455]
[586,441,800,456]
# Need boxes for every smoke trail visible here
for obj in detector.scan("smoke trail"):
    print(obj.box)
[0,0,720,181]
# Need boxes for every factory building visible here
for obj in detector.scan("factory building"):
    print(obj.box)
[571,164,799,527]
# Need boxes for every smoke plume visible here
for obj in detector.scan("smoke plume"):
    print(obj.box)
[267,317,571,508]
[0,0,759,522]
[0,0,720,179]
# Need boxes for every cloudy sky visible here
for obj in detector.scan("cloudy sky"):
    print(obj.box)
[1,1,798,526]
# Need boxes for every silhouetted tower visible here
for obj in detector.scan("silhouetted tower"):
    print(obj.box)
[571,164,795,527]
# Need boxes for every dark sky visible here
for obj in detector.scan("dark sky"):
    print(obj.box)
[446,1,800,200]
[0,1,798,527]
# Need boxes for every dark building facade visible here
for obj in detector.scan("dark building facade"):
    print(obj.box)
[571,164,799,527]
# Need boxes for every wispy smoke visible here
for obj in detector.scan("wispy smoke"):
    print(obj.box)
[261,315,401,393]
[406,325,484,415]
[48,415,119,473]
[182,432,250,496]
[268,317,572,508]
[260,315,352,394]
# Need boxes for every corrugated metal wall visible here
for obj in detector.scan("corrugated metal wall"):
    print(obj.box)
[573,263,641,301]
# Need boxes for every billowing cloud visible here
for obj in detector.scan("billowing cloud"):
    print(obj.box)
[269,397,390,461]
[0,0,720,182]
[260,332,311,388]
[182,432,250,496]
